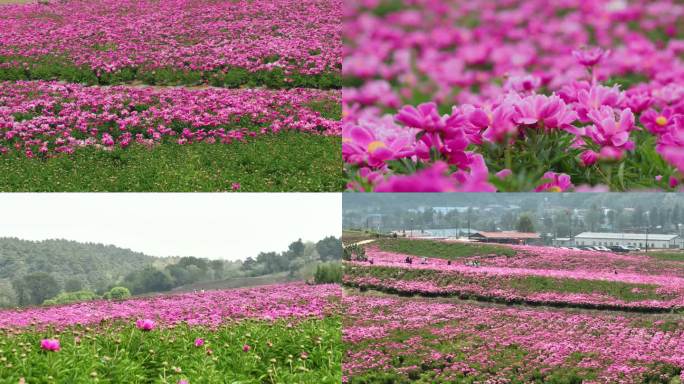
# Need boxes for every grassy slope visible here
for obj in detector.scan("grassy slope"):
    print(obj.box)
[0,133,342,192]
[171,273,296,293]
[374,238,516,259]
[0,317,342,383]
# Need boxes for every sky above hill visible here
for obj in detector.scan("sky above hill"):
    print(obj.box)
[0,193,341,260]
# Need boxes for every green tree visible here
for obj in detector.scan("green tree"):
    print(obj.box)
[516,215,535,233]
[20,272,61,305]
[315,236,342,262]
[108,286,131,300]
[64,278,83,292]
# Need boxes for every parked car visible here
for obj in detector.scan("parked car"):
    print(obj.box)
[608,246,630,253]
[594,246,611,252]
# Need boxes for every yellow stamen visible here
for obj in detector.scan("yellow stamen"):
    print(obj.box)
[547,186,562,192]
[655,116,668,126]
[367,140,386,154]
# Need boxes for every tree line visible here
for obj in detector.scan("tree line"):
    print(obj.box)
[0,236,342,308]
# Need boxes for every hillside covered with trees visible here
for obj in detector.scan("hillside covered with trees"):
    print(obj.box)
[0,236,341,308]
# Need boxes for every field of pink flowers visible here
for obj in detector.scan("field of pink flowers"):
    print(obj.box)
[343,0,684,191]
[0,81,340,158]
[0,283,343,382]
[0,282,341,330]
[0,0,341,86]
[343,294,684,383]
[344,241,684,311]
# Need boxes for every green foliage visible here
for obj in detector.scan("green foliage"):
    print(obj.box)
[314,263,343,284]
[375,238,516,259]
[645,251,684,262]
[0,317,342,383]
[0,56,341,89]
[516,215,535,233]
[123,266,174,295]
[316,236,343,262]
[43,290,100,306]
[0,133,343,192]
[11,272,61,306]
[0,237,158,305]
[343,244,367,261]
[108,286,131,301]
[305,99,343,120]
[64,278,83,293]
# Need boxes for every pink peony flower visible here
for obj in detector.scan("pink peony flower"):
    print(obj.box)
[572,46,609,67]
[40,339,60,352]
[584,107,635,160]
[136,319,155,331]
[579,150,599,167]
[535,171,573,192]
[640,108,680,135]
[495,169,512,180]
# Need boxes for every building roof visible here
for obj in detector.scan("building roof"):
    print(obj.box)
[574,232,678,241]
[471,231,540,239]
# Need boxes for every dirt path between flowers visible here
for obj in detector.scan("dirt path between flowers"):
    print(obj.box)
[344,287,684,319]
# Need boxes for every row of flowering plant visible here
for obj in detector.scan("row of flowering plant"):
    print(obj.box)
[0,0,341,87]
[343,293,684,383]
[0,81,340,158]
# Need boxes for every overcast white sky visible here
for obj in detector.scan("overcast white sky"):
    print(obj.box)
[0,193,341,260]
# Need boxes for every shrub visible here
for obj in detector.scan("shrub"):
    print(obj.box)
[109,286,131,300]
[43,290,100,306]
[314,263,343,284]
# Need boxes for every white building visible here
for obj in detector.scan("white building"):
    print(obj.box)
[573,232,680,249]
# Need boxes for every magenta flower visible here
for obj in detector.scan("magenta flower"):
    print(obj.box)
[342,121,414,168]
[584,107,635,160]
[495,169,512,180]
[579,150,599,167]
[373,162,459,192]
[194,338,204,347]
[575,84,623,122]
[242,344,251,352]
[511,94,577,130]
[231,183,241,191]
[135,319,155,331]
[467,104,518,143]
[534,171,573,192]
[40,339,60,352]
[657,116,684,173]
[395,102,445,132]
[640,108,680,135]
[572,47,609,67]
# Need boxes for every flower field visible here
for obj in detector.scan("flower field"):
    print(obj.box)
[0,283,343,383]
[343,0,684,191]
[0,0,342,192]
[343,293,684,383]
[345,239,684,311]
[0,0,341,87]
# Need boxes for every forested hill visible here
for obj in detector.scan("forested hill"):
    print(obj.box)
[0,237,162,292]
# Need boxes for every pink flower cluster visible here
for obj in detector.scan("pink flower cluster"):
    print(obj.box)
[0,0,340,74]
[343,294,684,383]
[345,244,684,310]
[0,81,340,157]
[343,0,684,191]
[0,283,341,330]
